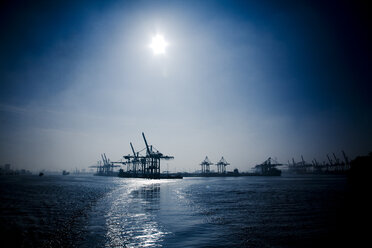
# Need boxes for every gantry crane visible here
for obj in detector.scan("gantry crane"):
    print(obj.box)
[200,156,213,173]
[254,157,282,176]
[216,156,230,173]
[122,132,174,179]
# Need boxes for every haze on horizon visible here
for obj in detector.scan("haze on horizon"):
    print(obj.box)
[1,0,371,172]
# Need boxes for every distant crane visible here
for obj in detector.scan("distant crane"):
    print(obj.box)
[130,142,141,174]
[342,150,349,166]
[200,156,213,173]
[286,151,351,174]
[122,133,174,179]
[333,153,340,165]
[89,154,120,176]
[301,155,305,166]
[327,154,334,166]
[254,157,282,176]
[89,160,102,173]
[216,156,230,173]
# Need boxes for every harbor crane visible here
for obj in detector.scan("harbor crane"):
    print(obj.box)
[89,153,120,176]
[216,157,230,173]
[287,151,351,174]
[122,132,174,179]
[142,132,174,178]
[255,157,282,176]
[200,156,213,173]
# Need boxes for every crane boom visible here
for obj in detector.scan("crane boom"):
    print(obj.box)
[130,142,137,158]
[142,132,151,155]
[327,154,333,166]
[333,153,339,164]
[104,153,108,164]
[342,150,349,165]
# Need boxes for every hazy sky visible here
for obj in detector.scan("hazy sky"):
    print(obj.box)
[1,0,371,172]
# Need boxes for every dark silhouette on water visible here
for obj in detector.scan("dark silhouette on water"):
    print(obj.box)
[119,132,175,179]
[180,156,282,177]
[200,156,213,174]
[90,153,119,177]
[215,156,230,173]
[253,157,282,176]
[348,152,372,180]
[288,151,351,174]
[90,133,178,179]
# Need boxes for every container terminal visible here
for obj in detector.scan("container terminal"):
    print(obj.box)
[89,132,284,179]
[87,133,359,179]
[90,133,178,179]
[287,151,351,175]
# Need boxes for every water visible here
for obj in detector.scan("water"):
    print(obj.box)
[0,175,361,247]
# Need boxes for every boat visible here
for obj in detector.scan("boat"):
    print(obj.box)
[62,170,70,175]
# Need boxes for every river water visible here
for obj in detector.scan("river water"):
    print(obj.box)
[0,174,363,247]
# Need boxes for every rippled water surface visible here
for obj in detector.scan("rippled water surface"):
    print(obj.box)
[0,174,359,247]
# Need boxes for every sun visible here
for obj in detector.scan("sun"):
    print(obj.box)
[150,34,168,55]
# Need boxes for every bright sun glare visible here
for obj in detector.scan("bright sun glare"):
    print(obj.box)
[150,34,168,55]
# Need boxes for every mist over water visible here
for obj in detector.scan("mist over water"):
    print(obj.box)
[1,0,371,171]
[1,1,370,247]
[0,175,357,247]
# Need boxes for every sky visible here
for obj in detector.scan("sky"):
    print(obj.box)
[0,0,371,172]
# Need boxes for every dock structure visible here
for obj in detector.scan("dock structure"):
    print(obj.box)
[216,157,230,173]
[90,153,120,176]
[121,132,174,179]
[200,156,213,173]
[288,151,351,174]
[255,157,282,176]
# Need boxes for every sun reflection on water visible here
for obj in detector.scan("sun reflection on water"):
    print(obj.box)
[104,179,171,247]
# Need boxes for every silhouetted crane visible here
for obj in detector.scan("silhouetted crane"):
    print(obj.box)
[200,156,213,173]
[254,157,282,176]
[122,133,174,179]
[216,156,230,173]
